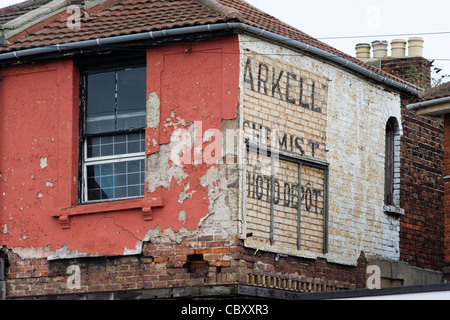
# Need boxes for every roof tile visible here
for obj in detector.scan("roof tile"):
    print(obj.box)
[0,0,421,90]
[0,0,52,25]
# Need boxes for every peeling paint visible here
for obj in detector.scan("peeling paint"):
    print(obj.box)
[142,225,192,246]
[123,241,143,256]
[147,143,188,193]
[47,245,99,261]
[146,91,160,128]
[178,183,196,203]
[178,210,187,224]
[0,41,241,260]
[40,157,48,169]
[10,246,51,259]
[200,166,220,188]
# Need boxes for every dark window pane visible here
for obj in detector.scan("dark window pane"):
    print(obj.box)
[117,68,146,113]
[114,162,126,174]
[128,185,141,198]
[88,189,101,201]
[102,188,114,199]
[128,173,140,186]
[101,175,114,188]
[87,137,100,158]
[86,132,145,159]
[86,159,145,202]
[115,187,127,198]
[101,136,113,144]
[100,163,113,176]
[101,143,113,157]
[117,67,146,131]
[86,72,116,134]
[115,174,127,186]
[114,143,126,155]
[128,161,141,173]
[115,134,126,143]
[87,177,99,189]
[128,141,140,154]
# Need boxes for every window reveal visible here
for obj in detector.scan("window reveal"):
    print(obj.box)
[384,117,402,209]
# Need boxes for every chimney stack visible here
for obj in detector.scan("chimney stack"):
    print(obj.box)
[354,37,431,88]
[355,37,425,60]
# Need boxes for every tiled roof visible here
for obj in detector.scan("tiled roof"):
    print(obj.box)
[419,81,450,101]
[0,0,420,90]
[0,0,52,25]
[1,0,227,50]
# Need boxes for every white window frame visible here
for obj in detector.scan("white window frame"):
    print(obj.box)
[82,140,146,204]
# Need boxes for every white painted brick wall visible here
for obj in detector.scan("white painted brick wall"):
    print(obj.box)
[239,34,403,266]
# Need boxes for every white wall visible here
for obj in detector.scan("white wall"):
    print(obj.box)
[239,34,403,266]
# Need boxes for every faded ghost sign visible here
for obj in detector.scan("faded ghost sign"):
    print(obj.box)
[242,51,329,256]
[243,57,322,113]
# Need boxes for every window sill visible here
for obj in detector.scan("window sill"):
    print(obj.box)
[52,197,164,229]
[384,205,405,216]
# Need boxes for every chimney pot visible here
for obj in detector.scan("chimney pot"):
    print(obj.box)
[408,37,424,57]
[391,39,407,58]
[355,43,371,61]
[372,40,388,59]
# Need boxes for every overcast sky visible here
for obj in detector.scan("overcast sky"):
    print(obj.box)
[1,0,450,79]
[244,0,450,79]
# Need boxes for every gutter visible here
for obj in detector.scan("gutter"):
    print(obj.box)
[406,96,450,111]
[0,22,419,97]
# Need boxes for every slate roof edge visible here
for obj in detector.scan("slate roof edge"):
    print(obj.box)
[0,21,419,97]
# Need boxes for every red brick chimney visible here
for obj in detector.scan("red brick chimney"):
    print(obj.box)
[356,38,432,88]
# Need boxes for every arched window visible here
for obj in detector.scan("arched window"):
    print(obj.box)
[385,118,397,206]
[384,117,403,215]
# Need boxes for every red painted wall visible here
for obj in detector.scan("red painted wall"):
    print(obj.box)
[0,59,80,252]
[0,36,240,257]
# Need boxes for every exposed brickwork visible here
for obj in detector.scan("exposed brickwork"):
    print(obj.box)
[234,247,367,290]
[4,239,368,298]
[381,57,432,89]
[400,99,444,271]
[241,48,329,257]
[443,114,450,279]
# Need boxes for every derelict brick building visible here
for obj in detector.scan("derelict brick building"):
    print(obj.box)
[0,0,444,299]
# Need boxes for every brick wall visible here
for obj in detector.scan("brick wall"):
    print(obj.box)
[4,237,367,298]
[443,114,450,277]
[400,99,444,271]
[381,57,432,89]
[239,34,412,268]
[241,45,330,259]
[3,35,445,299]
